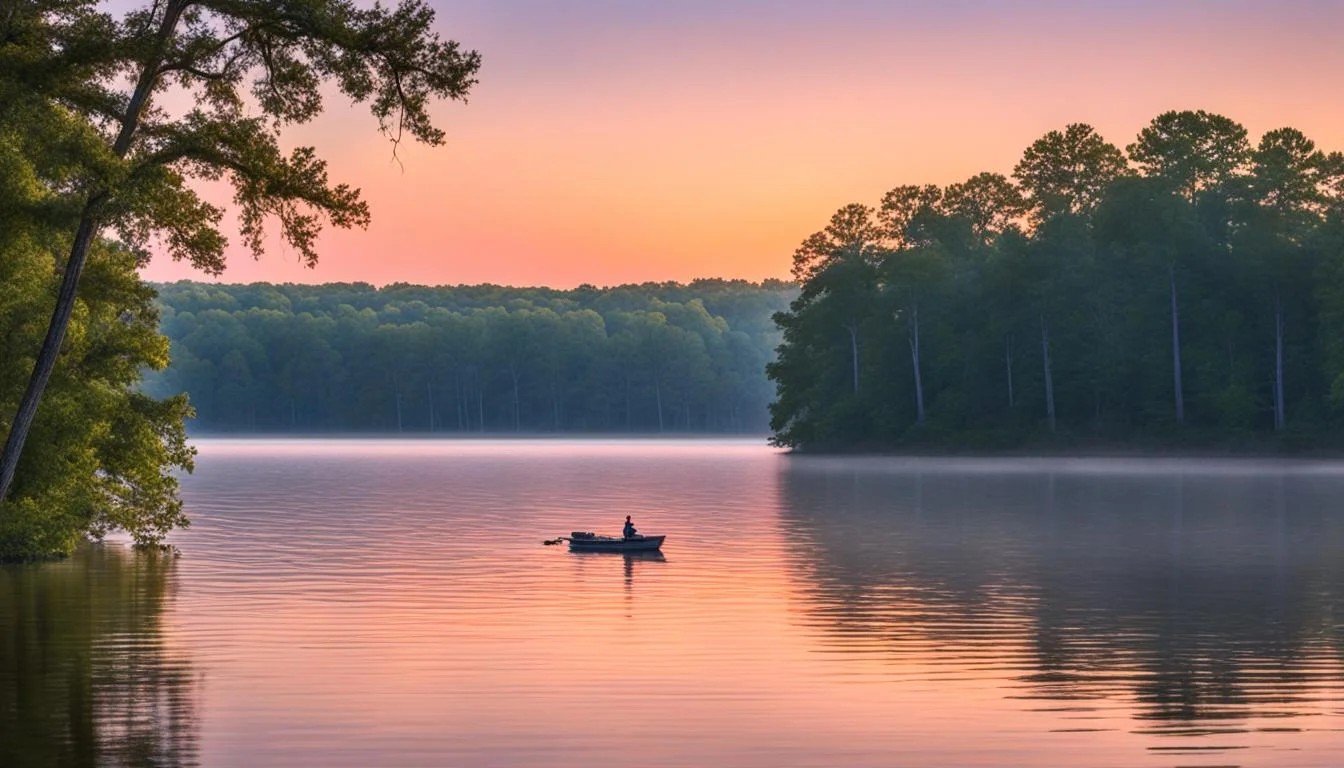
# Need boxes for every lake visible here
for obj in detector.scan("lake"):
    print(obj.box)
[4,439,1344,767]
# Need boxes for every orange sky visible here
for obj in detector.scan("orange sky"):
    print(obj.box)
[137,1,1344,289]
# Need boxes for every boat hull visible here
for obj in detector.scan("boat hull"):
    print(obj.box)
[567,535,665,552]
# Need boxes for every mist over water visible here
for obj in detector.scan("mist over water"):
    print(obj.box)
[4,440,1344,767]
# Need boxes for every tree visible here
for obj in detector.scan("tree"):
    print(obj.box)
[1123,113,1251,427]
[0,0,480,501]
[789,204,883,395]
[1127,110,1250,199]
[1239,128,1329,431]
[941,172,1028,241]
[880,245,947,426]
[1092,176,1211,427]
[1014,123,1129,223]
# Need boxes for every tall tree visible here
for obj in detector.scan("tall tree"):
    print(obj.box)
[1127,110,1250,199]
[1242,128,1328,430]
[1014,123,1129,223]
[0,0,480,501]
[790,204,883,394]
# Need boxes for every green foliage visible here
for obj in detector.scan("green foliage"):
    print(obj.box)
[0,0,479,555]
[771,112,1344,452]
[0,235,194,560]
[1014,123,1129,222]
[2,0,480,272]
[145,280,795,434]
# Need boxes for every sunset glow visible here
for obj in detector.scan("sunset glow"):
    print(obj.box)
[138,0,1344,288]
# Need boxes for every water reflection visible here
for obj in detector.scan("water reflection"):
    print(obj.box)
[0,544,198,768]
[779,458,1344,753]
[567,550,667,603]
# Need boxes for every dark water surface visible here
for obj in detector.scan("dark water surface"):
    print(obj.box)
[5,439,1344,767]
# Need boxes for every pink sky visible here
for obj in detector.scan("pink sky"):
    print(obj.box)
[137,1,1344,289]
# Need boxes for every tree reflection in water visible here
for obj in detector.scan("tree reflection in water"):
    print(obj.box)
[0,543,198,768]
[778,459,1344,732]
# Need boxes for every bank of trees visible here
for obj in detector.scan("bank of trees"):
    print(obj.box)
[770,111,1344,450]
[147,280,793,433]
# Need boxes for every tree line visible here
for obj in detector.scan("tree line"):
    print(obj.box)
[146,280,793,434]
[769,111,1344,451]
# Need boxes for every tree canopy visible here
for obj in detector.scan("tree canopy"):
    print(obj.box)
[145,280,794,434]
[769,111,1344,452]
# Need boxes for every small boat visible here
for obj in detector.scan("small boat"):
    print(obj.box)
[561,531,666,552]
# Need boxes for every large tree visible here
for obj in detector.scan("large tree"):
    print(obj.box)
[1014,123,1129,223]
[1127,110,1250,199]
[0,0,480,502]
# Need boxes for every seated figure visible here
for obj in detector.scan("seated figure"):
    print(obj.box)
[622,515,638,539]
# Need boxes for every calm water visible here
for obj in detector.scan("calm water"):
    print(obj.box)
[4,439,1344,767]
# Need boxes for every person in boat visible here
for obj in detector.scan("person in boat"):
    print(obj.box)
[622,515,638,539]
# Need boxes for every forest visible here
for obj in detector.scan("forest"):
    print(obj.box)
[146,280,793,434]
[770,111,1344,451]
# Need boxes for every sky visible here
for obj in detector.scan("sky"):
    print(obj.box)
[137,0,1344,289]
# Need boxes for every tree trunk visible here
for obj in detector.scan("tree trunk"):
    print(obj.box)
[0,1,185,502]
[846,323,860,394]
[908,304,925,425]
[550,380,560,431]
[1274,293,1286,431]
[509,361,520,432]
[1041,315,1056,433]
[456,375,465,431]
[653,377,664,433]
[1170,265,1185,426]
[427,378,435,432]
[1005,334,1015,409]
[624,371,632,431]
[475,369,485,433]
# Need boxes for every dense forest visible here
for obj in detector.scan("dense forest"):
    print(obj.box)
[769,111,1344,451]
[146,280,793,434]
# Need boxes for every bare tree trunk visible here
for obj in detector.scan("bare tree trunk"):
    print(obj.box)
[846,323,860,394]
[0,1,185,502]
[475,368,485,433]
[456,374,465,431]
[624,371,632,431]
[1041,315,1056,433]
[1274,293,1286,431]
[653,377,664,433]
[908,304,925,425]
[427,378,435,432]
[550,380,560,431]
[509,361,520,432]
[1005,334,1015,409]
[1170,265,1185,426]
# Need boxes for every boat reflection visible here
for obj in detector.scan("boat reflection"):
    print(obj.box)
[0,543,198,768]
[564,549,667,601]
[778,459,1344,739]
